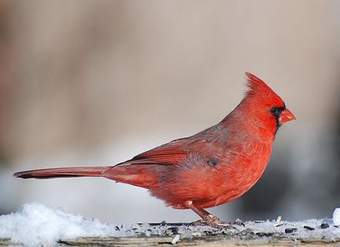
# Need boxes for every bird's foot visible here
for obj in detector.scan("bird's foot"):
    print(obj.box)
[191,219,214,226]
[191,215,230,229]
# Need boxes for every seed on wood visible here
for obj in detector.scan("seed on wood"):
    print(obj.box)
[285,228,297,233]
[320,223,329,229]
[256,232,274,237]
[167,227,179,235]
[303,226,314,230]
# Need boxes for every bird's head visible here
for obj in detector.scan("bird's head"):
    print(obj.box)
[241,72,296,131]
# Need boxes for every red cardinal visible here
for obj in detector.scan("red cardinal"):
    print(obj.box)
[15,73,295,226]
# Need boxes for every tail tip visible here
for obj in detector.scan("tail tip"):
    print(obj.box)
[14,171,31,179]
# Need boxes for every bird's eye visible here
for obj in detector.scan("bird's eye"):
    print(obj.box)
[270,107,284,118]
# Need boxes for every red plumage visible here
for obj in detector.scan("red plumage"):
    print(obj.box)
[14,73,295,226]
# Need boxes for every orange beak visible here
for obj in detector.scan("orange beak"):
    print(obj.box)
[279,109,296,124]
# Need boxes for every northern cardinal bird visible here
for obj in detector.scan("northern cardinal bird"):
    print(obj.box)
[15,73,295,227]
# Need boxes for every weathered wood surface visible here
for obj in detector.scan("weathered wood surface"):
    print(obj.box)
[58,236,340,246]
[1,220,340,246]
[1,235,340,246]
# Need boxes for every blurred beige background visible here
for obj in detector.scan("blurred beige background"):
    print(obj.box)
[0,0,340,224]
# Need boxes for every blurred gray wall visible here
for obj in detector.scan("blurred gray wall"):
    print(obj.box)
[0,0,339,223]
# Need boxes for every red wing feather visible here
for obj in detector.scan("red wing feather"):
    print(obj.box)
[131,140,188,165]
[104,140,189,188]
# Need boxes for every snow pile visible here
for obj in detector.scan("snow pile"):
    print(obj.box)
[1,203,340,246]
[334,208,340,226]
[0,203,114,246]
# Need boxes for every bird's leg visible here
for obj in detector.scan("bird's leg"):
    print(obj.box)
[184,201,223,227]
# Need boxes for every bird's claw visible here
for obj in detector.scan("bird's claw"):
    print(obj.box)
[191,215,233,229]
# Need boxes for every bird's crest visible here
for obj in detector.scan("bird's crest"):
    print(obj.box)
[245,72,284,105]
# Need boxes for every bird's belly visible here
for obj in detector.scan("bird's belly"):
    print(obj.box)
[197,144,272,208]
[149,142,272,209]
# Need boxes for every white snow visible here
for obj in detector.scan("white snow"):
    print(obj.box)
[1,203,340,246]
[0,203,114,246]
[333,208,340,226]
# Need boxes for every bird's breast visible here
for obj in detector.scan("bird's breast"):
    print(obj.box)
[215,141,273,203]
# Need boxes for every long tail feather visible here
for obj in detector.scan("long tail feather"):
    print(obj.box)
[14,166,111,179]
